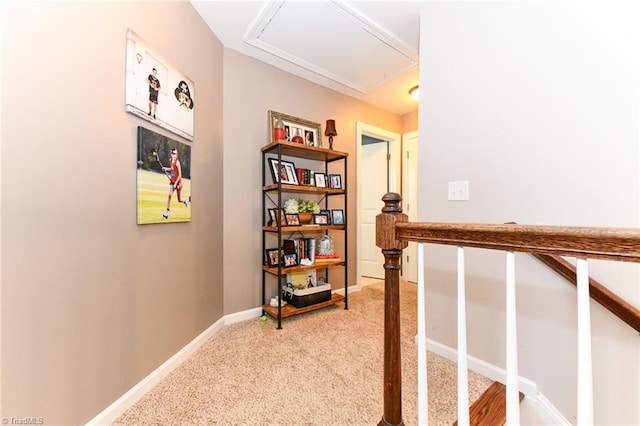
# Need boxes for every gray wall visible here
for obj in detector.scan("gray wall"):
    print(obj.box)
[1,1,224,423]
[419,2,640,423]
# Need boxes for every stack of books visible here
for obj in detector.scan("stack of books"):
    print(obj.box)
[283,238,316,264]
[315,253,341,263]
[295,168,316,186]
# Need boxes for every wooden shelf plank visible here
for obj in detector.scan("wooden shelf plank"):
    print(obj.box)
[261,141,348,161]
[263,293,345,319]
[263,225,345,232]
[262,183,345,195]
[263,260,345,274]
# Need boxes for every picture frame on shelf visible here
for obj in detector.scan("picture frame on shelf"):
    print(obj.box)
[331,209,345,225]
[319,209,332,224]
[268,158,299,185]
[285,213,301,226]
[268,208,286,227]
[304,130,315,146]
[313,213,329,225]
[329,174,342,189]
[268,110,322,148]
[315,173,326,188]
[265,248,281,267]
[284,125,291,142]
[283,253,298,268]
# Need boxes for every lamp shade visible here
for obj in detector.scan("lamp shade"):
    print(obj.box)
[325,119,337,137]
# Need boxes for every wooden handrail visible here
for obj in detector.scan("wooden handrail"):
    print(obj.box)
[394,222,640,262]
[532,253,640,333]
[395,222,640,331]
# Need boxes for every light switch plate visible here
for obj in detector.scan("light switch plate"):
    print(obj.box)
[448,181,469,201]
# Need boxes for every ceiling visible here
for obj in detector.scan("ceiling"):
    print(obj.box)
[190,1,424,116]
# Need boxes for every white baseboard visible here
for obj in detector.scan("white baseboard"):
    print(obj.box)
[224,307,262,324]
[422,337,570,425]
[527,392,572,425]
[86,306,262,425]
[424,338,538,397]
[333,283,360,297]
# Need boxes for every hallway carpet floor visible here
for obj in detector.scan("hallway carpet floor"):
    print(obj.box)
[114,280,492,425]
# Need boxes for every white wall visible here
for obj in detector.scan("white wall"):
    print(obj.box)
[418,2,639,423]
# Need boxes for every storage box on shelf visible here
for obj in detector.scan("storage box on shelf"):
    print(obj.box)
[261,140,348,328]
[283,283,332,308]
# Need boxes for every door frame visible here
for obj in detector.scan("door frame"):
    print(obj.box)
[355,121,401,289]
[402,130,419,283]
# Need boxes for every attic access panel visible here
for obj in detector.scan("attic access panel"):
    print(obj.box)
[245,1,417,93]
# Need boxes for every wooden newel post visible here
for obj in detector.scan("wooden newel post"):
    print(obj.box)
[376,192,408,426]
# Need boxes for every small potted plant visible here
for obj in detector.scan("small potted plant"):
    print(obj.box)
[284,198,320,224]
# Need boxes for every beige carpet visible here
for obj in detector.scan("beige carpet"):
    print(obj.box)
[114,280,492,425]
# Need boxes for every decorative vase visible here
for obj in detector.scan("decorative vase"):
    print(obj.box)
[298,212,313,224]
[274,117,285,142]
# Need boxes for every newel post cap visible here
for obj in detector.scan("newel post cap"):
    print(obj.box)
[376,193,408,250]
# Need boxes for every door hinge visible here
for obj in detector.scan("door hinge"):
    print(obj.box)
[406,255,410,263]
[387,153,391,161]
[406,151,410,159]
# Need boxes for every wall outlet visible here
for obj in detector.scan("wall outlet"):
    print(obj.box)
[448,181,469,201]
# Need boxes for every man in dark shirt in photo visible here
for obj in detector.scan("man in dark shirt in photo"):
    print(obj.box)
[148,68,160,119]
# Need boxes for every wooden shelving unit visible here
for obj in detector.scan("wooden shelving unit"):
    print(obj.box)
[261,139,348,329]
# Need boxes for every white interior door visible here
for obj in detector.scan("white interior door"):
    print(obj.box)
[402,131,419,283]
[360,141,388,279]
[356,122,401,286]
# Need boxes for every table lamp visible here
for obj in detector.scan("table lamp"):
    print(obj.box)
[325,119,337,150]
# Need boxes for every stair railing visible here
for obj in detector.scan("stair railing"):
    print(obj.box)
[532,253,640,333]
[375,193,640,426]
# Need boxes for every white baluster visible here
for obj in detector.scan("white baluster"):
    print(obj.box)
[576,258,593,425]
[457,247,469,425]
[417,243,428,425]
[505,251,520,425]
